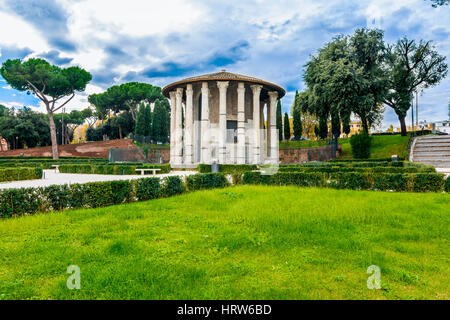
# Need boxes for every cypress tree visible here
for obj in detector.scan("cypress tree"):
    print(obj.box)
[276,100,283,141]
[283,112,290,141]
[135,103,146,136]
[144,103,152,138]
[318,116,328,140]
[152,99,167,143]
[293,105,302,139]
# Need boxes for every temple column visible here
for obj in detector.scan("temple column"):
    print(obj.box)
[237,82,246,164]
[268,91,279,163]
[185,84,193,165]
[260,101,265,163]
[251,85,262,164]
[217,81,229,164]
[266,101,271,159]
[201,82,210,164]
[169,91,176,165]
[175,88,183,165]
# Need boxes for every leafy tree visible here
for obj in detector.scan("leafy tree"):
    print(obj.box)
[0,104,7,151]
[384,38,448,135]
[88,82,161,124]
[0,107,51,149]
[283,112,291,141]
[0,104,7,117]
[0,58,91,159]
[276,100,283,141]
[429,0,449,7]
[302,29,387,135]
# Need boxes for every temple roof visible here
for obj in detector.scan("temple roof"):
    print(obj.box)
[162,70,286,98]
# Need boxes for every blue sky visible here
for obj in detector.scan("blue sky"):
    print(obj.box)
[0,0,449,129]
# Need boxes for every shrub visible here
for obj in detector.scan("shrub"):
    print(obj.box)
[0,187,42,217]
[410,173,445,192]
[328,172,372,190]
[186,173,229,191]
[373,174,408,191]
[136,177,161,201]
[0,167,43,182]
[164,176,183,196]
[59,163,170,175]
[197,164,212,173]
[445,177,450,193]
[350,133,372,159]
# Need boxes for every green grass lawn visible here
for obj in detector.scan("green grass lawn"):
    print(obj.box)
[280,135,409,160]
[339,135,410,160]
[0,185,448,300]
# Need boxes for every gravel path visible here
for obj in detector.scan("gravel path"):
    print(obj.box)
[0,170,197,190]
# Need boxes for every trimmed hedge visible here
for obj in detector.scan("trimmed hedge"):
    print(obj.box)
[446,177,450,193]
[242,171,446,193]
[0,173,231,218]
[0,167,43,182]
[186,173,229,191]
[280,161,428,168]
[277,166,435,174]
[58,163,171,175]
[0,175,183,218]
[197,164,258,174]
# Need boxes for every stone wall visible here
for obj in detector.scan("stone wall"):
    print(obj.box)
[147,148,170,163]
[0,139,137,158]
[279,145,342,164]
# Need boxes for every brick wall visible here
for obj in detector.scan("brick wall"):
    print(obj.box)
[0,139,137,158]
[147,148,170,163]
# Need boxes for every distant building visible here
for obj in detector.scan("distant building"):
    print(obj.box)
[432,120,450,134]
[339,121,366,138]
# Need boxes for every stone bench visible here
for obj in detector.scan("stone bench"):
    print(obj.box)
[135,168,161,176]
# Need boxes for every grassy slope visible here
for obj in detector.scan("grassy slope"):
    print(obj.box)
[280,135,409,160]
[339,135,410,160]
[0,186,448,300]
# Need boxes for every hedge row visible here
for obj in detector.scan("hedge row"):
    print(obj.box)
[277,166,435,174]
[0,173,227,218]
[242,172,447,192]
[280,161,427,168]
[58,163,171,175]
[186,173,229,190]
[0,167,43,182]
[0,158,109,169]
[197,164,258,174]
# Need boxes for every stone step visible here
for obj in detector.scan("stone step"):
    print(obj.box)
[413,153,450,157]
[418,135,450,139]
[414,146,450,150]
[415,143,450,148]
[415,161,450,168]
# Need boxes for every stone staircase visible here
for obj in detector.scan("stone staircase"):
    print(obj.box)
[411,135,450,175]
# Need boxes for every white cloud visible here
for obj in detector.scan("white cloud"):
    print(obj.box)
[0,0,448,129]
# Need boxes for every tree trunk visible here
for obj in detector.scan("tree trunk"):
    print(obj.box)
[0,138,3,152]
[119,125,123,139]
[399,115,407,136]
[48,110,59,159]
